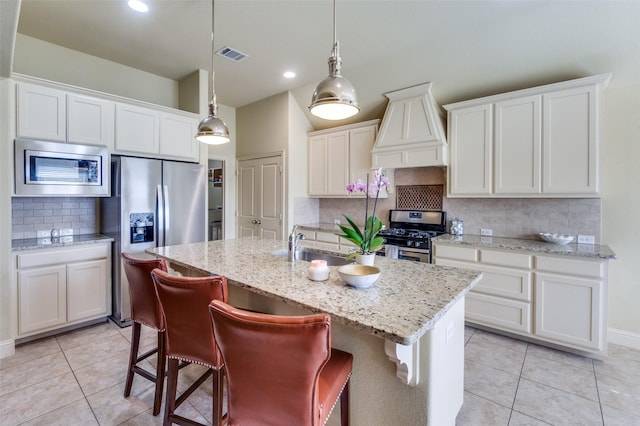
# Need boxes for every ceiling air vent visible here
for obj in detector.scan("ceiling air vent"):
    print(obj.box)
[216,46,249,62]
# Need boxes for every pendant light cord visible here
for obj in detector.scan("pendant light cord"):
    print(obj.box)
[208,0,219,116]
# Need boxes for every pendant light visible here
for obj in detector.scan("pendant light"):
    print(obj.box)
[196,0,230,145]
[309,0,359,121]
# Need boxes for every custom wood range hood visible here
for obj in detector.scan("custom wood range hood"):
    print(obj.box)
[372,82,448,169]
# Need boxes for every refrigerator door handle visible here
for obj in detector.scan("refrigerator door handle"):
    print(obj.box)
[163,185,170,245]
[157,184,165,247]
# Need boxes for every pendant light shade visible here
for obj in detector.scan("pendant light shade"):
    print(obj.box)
[196,0,230,144]
[309,0,359,121]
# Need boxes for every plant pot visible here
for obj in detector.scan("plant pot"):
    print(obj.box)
[355,253,375,266]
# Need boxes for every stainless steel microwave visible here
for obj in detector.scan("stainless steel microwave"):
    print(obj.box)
[14,138,109,197]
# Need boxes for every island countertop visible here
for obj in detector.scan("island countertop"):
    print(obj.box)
[147,237,481,345]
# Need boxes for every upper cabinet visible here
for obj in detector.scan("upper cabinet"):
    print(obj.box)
[308,120,381,198]
[115,103,199,162]
[17,83,67,141]
[444,74,610,198]
[16,79,200,163]
[18,83,115,148]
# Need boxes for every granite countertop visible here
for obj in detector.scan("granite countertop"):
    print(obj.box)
[147,237,482,345]
[433,234,616,260]
[12,234,114,252]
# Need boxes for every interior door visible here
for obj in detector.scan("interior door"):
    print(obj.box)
[237,155,283,240]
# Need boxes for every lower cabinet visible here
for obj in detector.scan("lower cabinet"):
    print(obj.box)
[16,244,111,337]
[433,243,608,356]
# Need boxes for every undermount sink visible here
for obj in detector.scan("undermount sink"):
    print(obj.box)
[273,249,352,266]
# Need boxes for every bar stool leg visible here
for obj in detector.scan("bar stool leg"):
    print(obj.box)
[124,322,141,398]
[340,379,350,426]
[163,359,179,426]
[212,369,223,426]
[152,330,166,416]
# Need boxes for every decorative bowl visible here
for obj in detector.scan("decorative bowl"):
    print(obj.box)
[337,264,381,289]
[538,233,575,245]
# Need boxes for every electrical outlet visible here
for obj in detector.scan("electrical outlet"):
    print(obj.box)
[36,230,51,238]
[577,235,595,244]
[334,219,341,225]
[480,228,493,236]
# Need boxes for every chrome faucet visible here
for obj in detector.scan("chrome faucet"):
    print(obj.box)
[288,225,305,261]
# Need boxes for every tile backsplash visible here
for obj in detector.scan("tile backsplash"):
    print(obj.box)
[318,167,602,242]
[11,197,97,240]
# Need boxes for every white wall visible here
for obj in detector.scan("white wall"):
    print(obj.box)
[14,34,178,108]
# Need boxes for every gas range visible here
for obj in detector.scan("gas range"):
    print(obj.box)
[378,210,447,263]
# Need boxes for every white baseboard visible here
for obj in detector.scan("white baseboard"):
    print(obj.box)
[608,327,640,350]
[0,338,15,359]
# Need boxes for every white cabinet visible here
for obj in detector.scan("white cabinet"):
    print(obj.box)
[159,112,199,161]
[543,85,598,194]
[67,93,115,148]
[308,120,379,197]
[18,265,67,334]
[309,131,349,196]
[17,83,115,148]
[435,246,533,335]
[17,83,67,141]
[494,95,541,195]
[16,243,111,338]
[115,103,199,162]
[16,80,199,162]
[445,74,610,198]
[433,243,608,356]
[447,104,492,195]
[115,102,160,154]
[534,256,606,351]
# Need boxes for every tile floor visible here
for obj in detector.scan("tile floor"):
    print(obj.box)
[0,321,638,425]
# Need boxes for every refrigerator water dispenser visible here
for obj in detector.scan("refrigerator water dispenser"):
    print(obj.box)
[130,213,154,244]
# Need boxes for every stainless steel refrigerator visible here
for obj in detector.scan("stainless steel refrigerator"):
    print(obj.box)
[100,156,206,326]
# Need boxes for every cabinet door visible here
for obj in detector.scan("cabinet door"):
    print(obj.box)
[308,135,329,196]
[18,265,67,334]
[67,259,109,322]
[115,103,160,154]
[67,93,115,148]
[448,104,492,196]
[542,85,598,195]
[348,125,376,197]
[326,131,350,195]
[534,272,603,350]
[494,95,541,195]
[17,83,66,141]
[159,112,199,162]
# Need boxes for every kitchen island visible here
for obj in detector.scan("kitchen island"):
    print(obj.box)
[147,237,482,425]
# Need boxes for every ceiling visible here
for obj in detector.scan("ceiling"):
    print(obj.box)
[15,0,640,130]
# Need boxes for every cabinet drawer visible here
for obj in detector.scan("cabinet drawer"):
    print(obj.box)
[434,245,478,262]
[316,231,339,244]
[474,266,532,302]
[535,255,604,278]
[480,250,531,269]
[17,244,110,269]
[466,292,531,334]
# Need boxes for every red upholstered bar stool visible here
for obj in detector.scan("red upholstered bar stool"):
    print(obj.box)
[121,253,168,416]
[208,300,353,426]
[151,269,228,426]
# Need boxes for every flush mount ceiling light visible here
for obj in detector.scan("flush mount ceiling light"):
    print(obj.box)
[309,0,359,121]
[196,0,230,145]
[127,0,148,13]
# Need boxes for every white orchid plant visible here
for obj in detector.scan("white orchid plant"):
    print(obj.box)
[336,168,389,259]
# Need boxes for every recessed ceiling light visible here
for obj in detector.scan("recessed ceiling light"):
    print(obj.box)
[128,0,149,13]
[283,71,296,79]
